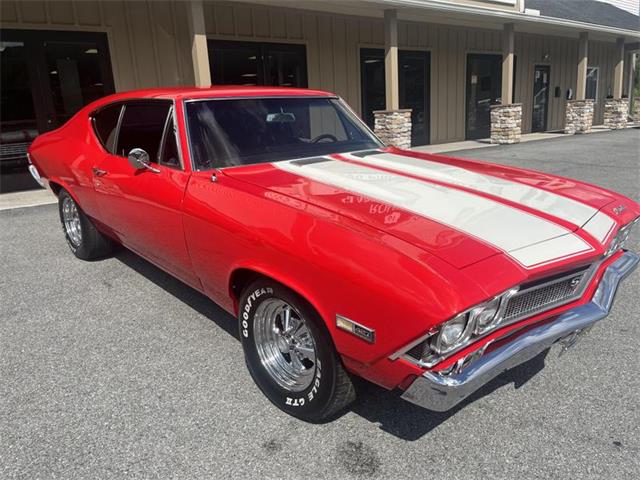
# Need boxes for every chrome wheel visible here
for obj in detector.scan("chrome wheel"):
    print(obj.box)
[62,196,82,246]
[253,299,317,392]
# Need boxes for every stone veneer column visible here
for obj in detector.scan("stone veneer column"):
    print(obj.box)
[565,99,594,134]
[604,98,629,129]
[373,109,412,148]
[490,103,522,144]
[633,98,640,124]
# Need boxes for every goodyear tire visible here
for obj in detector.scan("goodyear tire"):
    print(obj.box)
[239,280,355,422]
[58,189,113,260]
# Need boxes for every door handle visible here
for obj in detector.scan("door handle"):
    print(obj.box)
[92,167,108,177]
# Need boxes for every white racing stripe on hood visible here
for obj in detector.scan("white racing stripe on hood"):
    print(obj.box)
[581,210,617,243]
[342,152,598,227]
[274,158,594,268]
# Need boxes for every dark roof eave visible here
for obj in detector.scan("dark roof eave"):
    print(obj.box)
[378,0,640,40]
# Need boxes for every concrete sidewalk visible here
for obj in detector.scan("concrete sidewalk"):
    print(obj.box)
[413,124,637,154]
[0,188,56,211]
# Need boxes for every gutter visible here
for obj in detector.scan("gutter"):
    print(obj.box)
[377,0,640,39]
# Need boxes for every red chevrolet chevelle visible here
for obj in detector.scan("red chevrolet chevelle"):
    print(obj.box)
[28,86,639,421]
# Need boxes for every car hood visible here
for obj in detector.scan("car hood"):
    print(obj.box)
[223,148,639,270]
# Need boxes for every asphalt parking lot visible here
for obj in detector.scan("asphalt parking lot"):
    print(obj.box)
[1,129,639,479]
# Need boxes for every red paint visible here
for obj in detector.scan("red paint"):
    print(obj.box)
[28,87,640,391]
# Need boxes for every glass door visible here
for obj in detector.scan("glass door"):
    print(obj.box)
[399,50,430,146]
[532,65,550,132]
[209,40,307,88]
[1,29,114,191]
[360,48,431,146]
[465,54,502,140]
[43,35,114,126]
[360,49,386,131]
[0,38,39,171]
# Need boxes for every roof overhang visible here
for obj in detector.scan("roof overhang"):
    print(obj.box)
[245,0,640,42]
[377,0,640,41]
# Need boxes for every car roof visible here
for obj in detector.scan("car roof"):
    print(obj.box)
[99,86,336,102]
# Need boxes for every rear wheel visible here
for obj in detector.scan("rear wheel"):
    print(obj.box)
[239,280,355,422]
[58,189,113,260]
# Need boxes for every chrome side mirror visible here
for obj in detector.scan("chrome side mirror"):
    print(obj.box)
[127,148,159,173]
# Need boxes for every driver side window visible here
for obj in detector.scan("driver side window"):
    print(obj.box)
[116,101,171,161]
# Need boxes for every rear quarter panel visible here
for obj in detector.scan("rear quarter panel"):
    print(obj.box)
[28,114,103,219]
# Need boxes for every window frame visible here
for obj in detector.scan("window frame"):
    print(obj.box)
[157,105,183,170]
[91,98,184,170]
[585,66,599,103]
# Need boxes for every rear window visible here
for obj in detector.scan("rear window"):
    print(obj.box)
[92,103,122,153]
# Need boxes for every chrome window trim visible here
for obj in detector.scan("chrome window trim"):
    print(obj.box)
[171,103,185,171]
[390,259,602,367]
[180,99,196,172]
[157,107,172,164]
[156,105,184,170]
[183,95,339,104]
[113,103,125,155]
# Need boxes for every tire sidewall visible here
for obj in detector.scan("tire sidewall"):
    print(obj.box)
[239,281,338,421]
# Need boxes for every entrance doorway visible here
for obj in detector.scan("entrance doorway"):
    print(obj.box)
[465,54,502,140]
[1,29,114,191]
[532,65,550,132]
[360,48,431,146]
[208,40,307,88]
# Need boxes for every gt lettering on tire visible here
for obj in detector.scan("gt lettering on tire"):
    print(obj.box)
[238,279,355,422]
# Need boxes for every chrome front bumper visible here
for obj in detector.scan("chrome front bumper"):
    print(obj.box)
[401,251,640,412]
[27,154,46,189]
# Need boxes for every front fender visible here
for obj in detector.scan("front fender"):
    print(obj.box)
[183,172,490,368]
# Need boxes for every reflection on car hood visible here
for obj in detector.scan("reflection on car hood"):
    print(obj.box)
[224,148,639,270]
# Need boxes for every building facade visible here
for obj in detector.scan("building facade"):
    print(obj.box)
[1,0,639,159]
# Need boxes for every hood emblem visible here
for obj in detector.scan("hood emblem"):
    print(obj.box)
[613,204,626,215]
[569,276,582,289]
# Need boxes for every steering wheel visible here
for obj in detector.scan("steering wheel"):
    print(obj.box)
[311,133,339,143]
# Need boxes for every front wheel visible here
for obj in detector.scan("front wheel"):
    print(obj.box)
[58,189,113,260]
[239,280,355,422]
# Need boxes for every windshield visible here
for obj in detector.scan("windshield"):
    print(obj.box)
[185,97,381,170]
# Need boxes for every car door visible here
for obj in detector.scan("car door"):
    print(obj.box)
[91,100,200,288]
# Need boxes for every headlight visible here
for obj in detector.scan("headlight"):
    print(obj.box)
[428,293,510,357]
[432,313,469,353]
[606,217,639,256]
[471,296,501,334]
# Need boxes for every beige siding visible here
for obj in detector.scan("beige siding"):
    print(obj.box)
[203,2,512,143]
[0,0,195,90]
[0,0,623,144]
[514,35,616,131]
[203,1,384,115]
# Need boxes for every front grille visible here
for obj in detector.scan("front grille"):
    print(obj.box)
[503,268,591,322]
[403,264,597,364]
